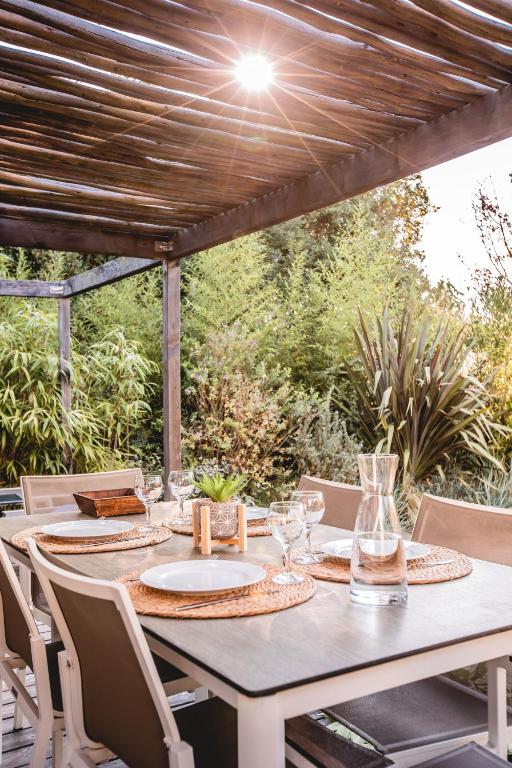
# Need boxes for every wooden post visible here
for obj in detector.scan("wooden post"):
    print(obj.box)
[57,297,72,473]
[163,259,181,498]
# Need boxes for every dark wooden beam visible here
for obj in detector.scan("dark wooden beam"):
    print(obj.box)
[0,217,173,260]
[173,84,512,257]
[58,297,72,473]
[163,258,181,495]
[0,279,65,297]
[64,257,159,296]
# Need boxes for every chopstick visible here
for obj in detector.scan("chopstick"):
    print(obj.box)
[34,533,148,548]
[176,588,280,612]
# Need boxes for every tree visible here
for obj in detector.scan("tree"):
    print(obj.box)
[471,179,512,460]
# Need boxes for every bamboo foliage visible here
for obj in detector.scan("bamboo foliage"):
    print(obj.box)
[0,299,156,483]
[347,309,505,482]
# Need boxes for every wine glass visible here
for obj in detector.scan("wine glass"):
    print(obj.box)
[267,501,305,585]
[168,470,195,525]
[134,474,163,533]
[291,491,325,564]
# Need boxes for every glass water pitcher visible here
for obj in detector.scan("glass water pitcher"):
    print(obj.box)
[350,453,408,606]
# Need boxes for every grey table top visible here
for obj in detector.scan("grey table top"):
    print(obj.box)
[2,510,512,698]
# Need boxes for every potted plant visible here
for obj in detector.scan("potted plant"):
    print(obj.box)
[193,472,246,539]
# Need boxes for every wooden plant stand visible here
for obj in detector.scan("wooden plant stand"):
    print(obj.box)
[192,503,248,555]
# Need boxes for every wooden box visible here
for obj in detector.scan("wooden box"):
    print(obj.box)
[73,488,145,517]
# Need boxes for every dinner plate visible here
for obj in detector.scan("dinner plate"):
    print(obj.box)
[245,506,269,521]
[40,519,133,542]
[321,538,430,561]
[140,560,266,595]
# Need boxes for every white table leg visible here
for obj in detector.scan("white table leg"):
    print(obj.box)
[487,657,508,759]
[237,694,285,768]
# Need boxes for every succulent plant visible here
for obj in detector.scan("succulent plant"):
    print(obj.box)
[195,471,246,503]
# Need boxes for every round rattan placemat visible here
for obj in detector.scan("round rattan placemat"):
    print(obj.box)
[117,564,316,619]
[11,523,173,554]
[297,544,472,584]
[166,519,271,537]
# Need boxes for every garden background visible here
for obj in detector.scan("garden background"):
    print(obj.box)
[1,174,511,527]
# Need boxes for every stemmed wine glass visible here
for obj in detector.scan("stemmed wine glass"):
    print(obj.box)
[168,470,195,525]
[291,491,325,564]
[267,501,305,585]
[134,474,163,533]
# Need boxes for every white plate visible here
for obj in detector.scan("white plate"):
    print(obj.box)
[321,538,430,561]
[40,519,133,541]
[140,560,267,595]
[245,506,268,521]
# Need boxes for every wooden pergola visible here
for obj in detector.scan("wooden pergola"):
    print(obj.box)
[0,0,511,488]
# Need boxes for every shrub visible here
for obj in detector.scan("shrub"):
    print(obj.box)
[182,327,298,502]
[346,308,505,484]
[293,396,362,484]
[0,299,156,483]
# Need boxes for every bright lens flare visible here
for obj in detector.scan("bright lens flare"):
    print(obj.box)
[235,55,274,91]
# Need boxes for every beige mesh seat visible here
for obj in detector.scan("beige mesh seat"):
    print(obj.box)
[20,468,143,515]
[413,742,509,767]
[0,540,65,768]
[412,494,512,566]
[324,493,512,767]
[298,475,362,529]
[26,539,395,768]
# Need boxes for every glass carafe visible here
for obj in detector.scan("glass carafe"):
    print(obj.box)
[350,454,407,606]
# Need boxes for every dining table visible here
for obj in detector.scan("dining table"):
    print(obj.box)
[1,507,512,768]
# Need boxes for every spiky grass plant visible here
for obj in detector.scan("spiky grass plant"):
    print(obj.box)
[195,472,246,503]
[346,309,505,484]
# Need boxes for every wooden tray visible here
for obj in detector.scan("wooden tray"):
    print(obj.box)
[73,488,144,517]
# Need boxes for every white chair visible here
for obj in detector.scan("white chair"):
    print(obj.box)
[27,538,386,768]
[0,540,65,767]
[27,536,236,768]
[19,469,144,625]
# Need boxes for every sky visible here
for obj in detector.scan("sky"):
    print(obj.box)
[419,136,512,296]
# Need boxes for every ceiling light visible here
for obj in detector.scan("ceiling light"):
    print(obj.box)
[235,54,274,91]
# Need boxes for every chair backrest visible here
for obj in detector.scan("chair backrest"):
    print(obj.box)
[412,493,512,566]
[27,538,193,768]
[298,475,362,529]
[0,540,38,667]
[21,468,143,515]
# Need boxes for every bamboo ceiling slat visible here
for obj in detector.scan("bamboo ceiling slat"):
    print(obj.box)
[23,0,492,92]
[0,23,462,124]
[468,0,511,16]
[12,0,507,102]
[0,124,317,189]
[0,52,391,146]
[0,130,291,192]
[0,53,419,147]
[0,203,177,233]
[409,0,512,45]
[0,0,511,248]
[184,0,512,82]
[315,0,510,81]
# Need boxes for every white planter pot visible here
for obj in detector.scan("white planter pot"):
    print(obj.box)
[193,499,239,539]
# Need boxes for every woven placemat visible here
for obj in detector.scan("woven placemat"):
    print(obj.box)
[166,519,271,537]
[11,523,173,554]
[117,564,316,619]
[297,544,472,584]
